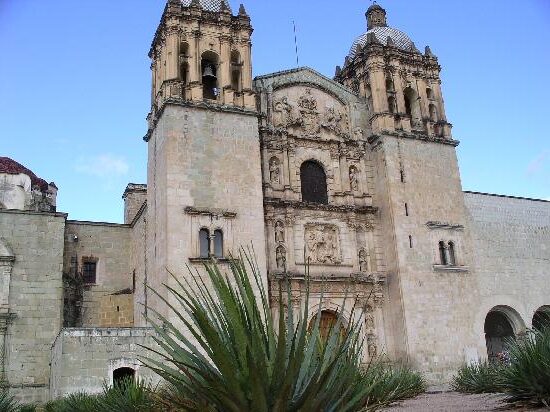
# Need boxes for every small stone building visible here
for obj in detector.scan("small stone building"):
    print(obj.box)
[0,1,549,403]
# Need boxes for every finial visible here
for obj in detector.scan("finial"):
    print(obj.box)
[410,42,420,54]
[238,4,248,16]
[190,0,201,8]
[386,36,395,47]
[220,1,230,13]
[335,66,342,77]
[425,46,435,57]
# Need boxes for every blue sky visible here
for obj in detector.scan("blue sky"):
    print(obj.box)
[1,0,549,223]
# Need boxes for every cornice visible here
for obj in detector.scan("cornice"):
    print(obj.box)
[264,198,377,215]
[367,131,460,147]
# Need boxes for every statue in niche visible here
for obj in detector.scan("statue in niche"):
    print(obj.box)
[275,245,286,270]
[367,334,378,358]
[269,157,281,184]
[365,312,375,330]
[304,224,341,264]
[274,221,285,243]
[359,249,369,272]
[349,166,359,192]
[353,127,363,140]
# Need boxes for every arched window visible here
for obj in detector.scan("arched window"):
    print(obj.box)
[213,229,223,258]
[438,241,447,265]
[201,51,219,100]
[300,161,328,204]
[199,228,210,258]
[429,104,438,122]
[403,87,420,119]
[113,367,135,387]
[230,50,242,92]
[448,241,456,266]
[385,77,394,92]
[180,42,189,87]
[484,311,516,363]
[426,87,434,99]
[533,306,550,332]
[388,96,396,114]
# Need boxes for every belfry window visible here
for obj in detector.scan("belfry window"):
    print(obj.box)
[300,161,328,204]
[388,96,396,114]
[201,51,219,100]
[199,229,210,258]
[426,87,434,99]
[429,104,438,122]
[386,77,394,92]
[230,50,242,92]
[213,229,224,258]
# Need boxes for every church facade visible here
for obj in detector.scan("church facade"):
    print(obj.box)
[0,1,549,403]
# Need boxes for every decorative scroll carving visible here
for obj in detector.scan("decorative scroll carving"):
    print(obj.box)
[269,157,281,184]
[274,221,285,243]
[304,224,341,264]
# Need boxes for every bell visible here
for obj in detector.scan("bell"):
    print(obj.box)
[202,64,216,79]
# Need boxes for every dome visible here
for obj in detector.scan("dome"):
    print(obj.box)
[0,157,49,191]
[348,26,414,58]
[181,0,232,13]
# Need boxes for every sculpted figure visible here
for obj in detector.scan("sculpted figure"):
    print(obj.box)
[359,249,369,272]
[365,312,375,330]
[276,246,286,270]
[349,166,359,192]
[269,157,281,184]
[274,221,285,243]
[273,97,296,127]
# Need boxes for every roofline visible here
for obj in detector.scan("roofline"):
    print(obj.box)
[463,191,549,203]
[254,66,354,96]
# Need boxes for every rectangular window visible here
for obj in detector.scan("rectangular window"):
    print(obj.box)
[82,259,97,284]
[409,235,413,249]
[405,203,409,216]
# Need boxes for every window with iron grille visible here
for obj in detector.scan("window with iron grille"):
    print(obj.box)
[300,161,328,204]
[82,259,97,284]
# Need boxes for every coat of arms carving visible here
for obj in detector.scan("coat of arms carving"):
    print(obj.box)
[304,223,341,264]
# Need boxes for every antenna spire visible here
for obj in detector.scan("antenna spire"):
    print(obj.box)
[293,21,299,67]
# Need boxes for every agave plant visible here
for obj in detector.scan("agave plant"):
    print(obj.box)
[0,390,23,412]
[500,327,550,406]
[142,250,393,411]
[451,362,503,394]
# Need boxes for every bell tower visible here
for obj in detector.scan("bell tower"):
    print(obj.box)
[335,4,478,379]
[142,0,267,325]
[147,0,255,128]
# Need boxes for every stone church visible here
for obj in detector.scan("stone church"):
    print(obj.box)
[0,0,549,403]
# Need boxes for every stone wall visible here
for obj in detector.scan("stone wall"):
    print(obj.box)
[465,192,550,351]
[0,210,66,404]
[63,221,133,327]
[123,184,147,225]
[50,328,160,399]
[99,294,134,327]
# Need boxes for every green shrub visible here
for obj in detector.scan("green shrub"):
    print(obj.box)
[142,252,424,411]
[451,362,503,394]
[500,327,550,407]
[44,392,99,412]
[98,378,157,412]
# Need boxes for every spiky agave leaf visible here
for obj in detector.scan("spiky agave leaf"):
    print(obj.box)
[141,248,401,411]
[500,327,550,406]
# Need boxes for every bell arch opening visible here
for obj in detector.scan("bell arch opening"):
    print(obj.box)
[112,367,135,386]
[201,51,219,100]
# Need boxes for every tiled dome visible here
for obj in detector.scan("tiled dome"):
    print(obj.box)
[181,0,232,13]
[348,26,414,58]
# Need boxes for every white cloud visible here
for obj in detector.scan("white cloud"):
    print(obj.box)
[75,154,129,178]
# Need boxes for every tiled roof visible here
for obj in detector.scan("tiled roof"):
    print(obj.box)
[0,157,49,190]
[181,0,232,13]
[348,26,414,58]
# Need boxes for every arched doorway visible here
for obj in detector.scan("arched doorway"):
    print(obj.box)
[113,367,135,386]
[533,306,550,331]
[484,306,524,363]
[309,310,345,341]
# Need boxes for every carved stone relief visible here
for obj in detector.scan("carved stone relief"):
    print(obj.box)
[358,248,369,272]
[272,87,351,140]
[304,223,341,264]
[349,165,359,191]
[276,245,286,270]
[269,157,281,185]
[274,221,285,243]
